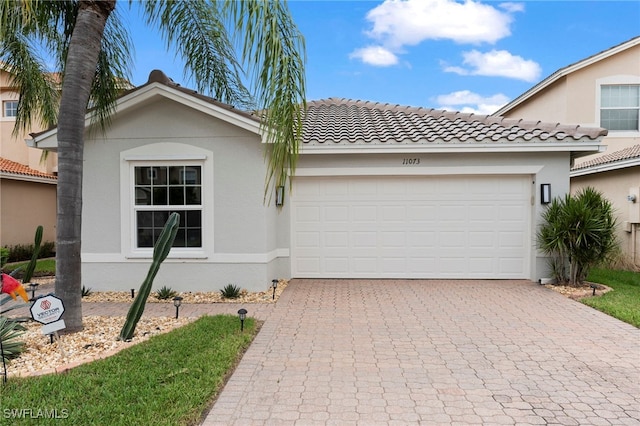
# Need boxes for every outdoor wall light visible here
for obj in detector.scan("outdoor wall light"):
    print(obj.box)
[27,283,39,300]
[627,194,637,203]
[237,308,248,331]
[272,279,278,300]
[275,186,284,207]
[541,183,551,204]
[173,296,183,319]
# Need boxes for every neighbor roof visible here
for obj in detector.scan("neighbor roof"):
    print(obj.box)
[302,98,607,146]
[0,157,57,182]
[571,144,640,177]
[494,36,640,116]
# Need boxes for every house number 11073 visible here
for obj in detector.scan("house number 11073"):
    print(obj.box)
[402,158,420,165]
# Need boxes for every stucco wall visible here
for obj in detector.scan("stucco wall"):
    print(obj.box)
[80,97,285,292]
[572,167,640,265]
[0,178,57,246]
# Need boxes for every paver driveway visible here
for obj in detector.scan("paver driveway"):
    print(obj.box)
[202,279,640,425]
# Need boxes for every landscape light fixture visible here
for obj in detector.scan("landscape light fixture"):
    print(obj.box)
[238,308,248,331]
[27,283,39,300]
[131,289,135,298]
[541,184,551,204]
[272,279,278,300]
[590,283,598,296]
[173,296,183,319]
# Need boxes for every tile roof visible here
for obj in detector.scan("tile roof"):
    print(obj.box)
[302,98,607,146]
[0,157,57,180]
[572,144,640,170]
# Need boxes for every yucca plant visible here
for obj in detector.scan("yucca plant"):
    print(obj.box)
[220,284,242,299]
[0,316,26,362]
[538,187,618,286]
[155,286,177,300]
[119,213,180,341]
[81,286,93,298]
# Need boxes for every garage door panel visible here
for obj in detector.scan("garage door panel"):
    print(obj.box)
[291,175,531,279]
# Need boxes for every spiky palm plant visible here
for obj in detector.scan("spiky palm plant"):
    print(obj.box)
[538,187,618,286]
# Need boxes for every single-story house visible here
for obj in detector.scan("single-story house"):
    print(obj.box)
[30,70,606,292]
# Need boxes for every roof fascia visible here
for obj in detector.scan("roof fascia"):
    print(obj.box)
[494,37,640,116]
[300,141,605,155]
[570,157,640,177]
[0,172,57,184]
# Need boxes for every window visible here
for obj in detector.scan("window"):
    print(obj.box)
[600,85,639,131]
[134,165,202,248]
[3,100,18,117]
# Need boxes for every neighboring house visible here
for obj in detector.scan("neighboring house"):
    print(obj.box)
[30,70,606,292]
[0,66,57,247]
[494,36,640,266]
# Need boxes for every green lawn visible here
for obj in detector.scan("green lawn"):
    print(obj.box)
[0,315,257,425]
[584,268,640,328]
[2,258,56,277]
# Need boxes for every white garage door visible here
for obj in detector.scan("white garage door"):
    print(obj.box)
[291,175,531,278]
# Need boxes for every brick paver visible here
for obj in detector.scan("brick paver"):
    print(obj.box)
[202,279,640,425]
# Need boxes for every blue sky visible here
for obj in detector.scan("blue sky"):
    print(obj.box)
[121,1,640,115]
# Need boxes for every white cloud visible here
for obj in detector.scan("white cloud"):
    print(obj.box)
[435,90,510,115]
[443,49,541,82]
[349,45,399,67]
[365,0,514,48]
[499,2,525,13]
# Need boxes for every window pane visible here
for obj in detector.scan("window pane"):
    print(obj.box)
[186,210,202,227]
[135,187,151,205]
[169,187,184,205]
[601,85,640,108]
[135,167,151,185]
[153,166,167,185]
[169,166,182,185]
[137,211,152,227]
[3,101,18,117]
[153,211,170,227]
[185,186,201,204]
[137,228,154,248]
[153,187,168,205]
[173,229,186,247]
[187,229,202,247]
[601,109,639,131]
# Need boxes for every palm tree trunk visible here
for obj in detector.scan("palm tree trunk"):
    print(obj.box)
[55,0,115,333]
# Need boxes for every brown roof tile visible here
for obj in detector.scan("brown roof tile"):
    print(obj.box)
[302,98,607,146]
[572,144,640,170]
[0,157,57,180]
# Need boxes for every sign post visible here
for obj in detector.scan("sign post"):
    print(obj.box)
[30,294,66,354]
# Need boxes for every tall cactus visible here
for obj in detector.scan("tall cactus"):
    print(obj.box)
[119,213,180,341]
[22,225,43,284]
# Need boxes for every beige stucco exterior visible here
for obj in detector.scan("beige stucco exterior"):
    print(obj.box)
[496,37,640,266]
[0,178,57,246]
[1,68,58,247]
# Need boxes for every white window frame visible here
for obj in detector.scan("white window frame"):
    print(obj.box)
[120,143,213,259]
[133,163,203,251]
[596,76,640,137]
[3,100,18,118]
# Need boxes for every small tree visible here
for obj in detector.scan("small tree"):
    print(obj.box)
[538,187,618,286]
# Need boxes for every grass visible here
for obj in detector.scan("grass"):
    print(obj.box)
[2,258,56,277]
[584,268,640,328]
[0,315,257,425]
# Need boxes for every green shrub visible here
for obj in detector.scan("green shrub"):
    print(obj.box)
[0,316,26,361]
[0,247,8,268]
[5,241,55,263]
[81,286,93,298]
[538,187,618,286]
[220,284,241,299]
[155,285,177,300]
